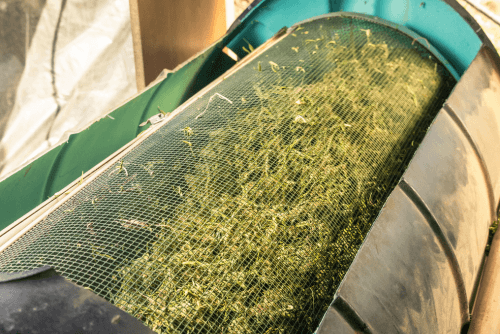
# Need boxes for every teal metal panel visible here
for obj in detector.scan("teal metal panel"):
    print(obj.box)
[0,147,63,228]
[227,0,333,55]
[42,85,160,200]
[398,0,480,77]
[228,0,481,74]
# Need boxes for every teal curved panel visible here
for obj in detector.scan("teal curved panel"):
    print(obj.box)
[227,0,482,75]
[0,146,63,230]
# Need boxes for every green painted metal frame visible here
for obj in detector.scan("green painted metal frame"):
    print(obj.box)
[0,0,490,231]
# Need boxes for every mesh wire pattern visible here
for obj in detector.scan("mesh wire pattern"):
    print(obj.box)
[0,15,456,333]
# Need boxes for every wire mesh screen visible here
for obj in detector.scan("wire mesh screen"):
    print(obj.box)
[0,15,456,333]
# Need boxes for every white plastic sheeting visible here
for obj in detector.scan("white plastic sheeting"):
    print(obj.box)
[226,0,235,29]
[0,0,137,180]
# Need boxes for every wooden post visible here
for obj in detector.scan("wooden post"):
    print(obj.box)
[129,0,146,91]
[129,0,227,89]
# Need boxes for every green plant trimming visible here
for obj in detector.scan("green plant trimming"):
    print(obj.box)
[111,27,455,334]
